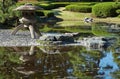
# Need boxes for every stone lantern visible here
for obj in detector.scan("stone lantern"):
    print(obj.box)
[11,3,43,39]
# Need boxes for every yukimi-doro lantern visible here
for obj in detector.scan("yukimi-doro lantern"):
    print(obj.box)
[11,3,43,39]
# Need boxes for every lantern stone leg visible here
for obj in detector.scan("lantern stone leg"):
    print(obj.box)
[11,24,24,35]
[28,25,36,39]
[34,25,42,37]
[29,46,35,55]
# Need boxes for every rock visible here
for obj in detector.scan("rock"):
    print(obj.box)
[39,34,75,43]
[65,32,80,37]
[39,35,57,41]
[84,17,93,23]
[56,35,74,43]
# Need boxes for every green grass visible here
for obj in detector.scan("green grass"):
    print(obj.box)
[57,21,91,27]
[56,9,91,20]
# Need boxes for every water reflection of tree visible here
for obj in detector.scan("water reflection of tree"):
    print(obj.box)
[0,46,73,79]
[112,42,120,79]
[68,46,101,79]
[0,47,22,79]
[1,46,117,79]
[32,46,73,79]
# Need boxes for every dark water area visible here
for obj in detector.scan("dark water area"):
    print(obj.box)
[0,45,120,79]
[0,22,120,79]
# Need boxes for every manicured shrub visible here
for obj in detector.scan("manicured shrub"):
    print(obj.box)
[116,9,120,18]
[47,12,54,17]
[116,9,120,14]
[118,15,120,18]
[36,3,69,10]
[52,3,69,7]
[92,2,120,18]
[65,5,92,13]
[35,11,45,16]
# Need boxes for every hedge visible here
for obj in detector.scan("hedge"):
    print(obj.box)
[16,2,69,10]
[65,5,92,13]
[35,11,45,16]
[116,9,120,14]
[116,9,120,18]
[36,3,69,10]
[36,10,55,18]
[92,2,120,18]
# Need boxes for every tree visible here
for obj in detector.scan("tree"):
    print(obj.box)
[0,0,19,27]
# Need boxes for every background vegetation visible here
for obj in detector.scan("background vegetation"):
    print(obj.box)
[0,0,120,28]
[92,2,120,17]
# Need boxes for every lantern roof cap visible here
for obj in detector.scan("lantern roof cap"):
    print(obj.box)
[14,3,43,11]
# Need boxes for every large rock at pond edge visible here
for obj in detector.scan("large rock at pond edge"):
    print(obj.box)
[56,35,74,43]
[39,35,57,41]
[39,34,74,43]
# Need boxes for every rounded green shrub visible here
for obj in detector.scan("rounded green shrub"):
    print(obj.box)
[47,12,54,17]
[116,9,120,18]
[116,9,120,14]
[65,5,92,13]
[92,2,120,18]
[36,3,68,10]
[35,11,45,16]
[118,15,120,18]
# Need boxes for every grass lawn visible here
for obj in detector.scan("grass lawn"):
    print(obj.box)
[54,7,120,26]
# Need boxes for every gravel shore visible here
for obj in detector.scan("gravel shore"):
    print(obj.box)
[0,29,40,47]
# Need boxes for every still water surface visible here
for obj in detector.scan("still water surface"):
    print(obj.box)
[0,45,120,79]
[0,22,120,79]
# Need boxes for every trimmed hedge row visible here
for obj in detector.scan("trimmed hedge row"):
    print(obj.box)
[36,10,55,17]
[65,5,92,13]
[36,3,69,10]
[116,9,120,18]
[92,2,120,18]
[16,2,69,10]
[116,9,120,14]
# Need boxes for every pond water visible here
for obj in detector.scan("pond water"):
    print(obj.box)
[0,22,120,79]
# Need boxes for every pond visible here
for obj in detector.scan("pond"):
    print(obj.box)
[0,22,120,79]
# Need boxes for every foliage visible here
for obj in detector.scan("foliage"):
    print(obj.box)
[36,11,45,16]
[68,46,101,79]
[35,2,68,10]
[117,14,120,18]
[116,9,120,18]
[116,9,120,17]
[116,9,120,14]
[0,48,21,65]
[92,2,120,18]
[114,0,120,2]
[47,12,55,17]
[65,5,92,13]
[0,0,20,28]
